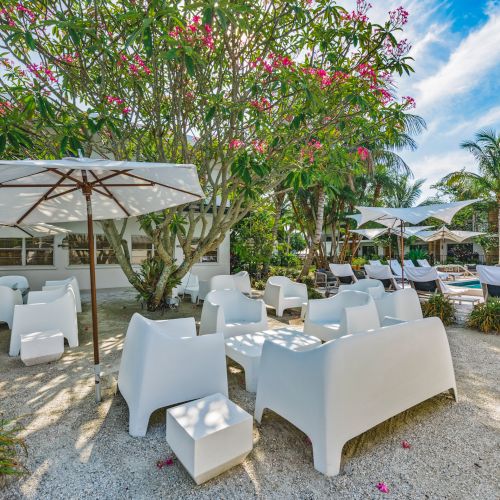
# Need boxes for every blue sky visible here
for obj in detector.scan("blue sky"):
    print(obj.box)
[349,0,500,201]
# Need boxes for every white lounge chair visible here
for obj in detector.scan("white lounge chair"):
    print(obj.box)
[338,278,385,297]
[364,264,400,291]
[389,259,406,281]
[477,265,500,300]
[263,276,308,317]
[303,290,380,342]
[233,271,252,295]
[0,285,23,329]
[329,263,358,285]
[9,284,78,356]
[178,272,200,303]
[118,313,228,437]
[372,288,423,323]
[0,275,30,302]
[404,259,415,268]
[43,276,82,313]
[417,259,449,280]
[368,259,383,266]
[255,317,457,476]
[200,289,268,338]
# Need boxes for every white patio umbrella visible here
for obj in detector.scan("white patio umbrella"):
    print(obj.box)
[413,226,485,262]
[0,157,204,401]
[349,200,479,280]
[0,222,70,238]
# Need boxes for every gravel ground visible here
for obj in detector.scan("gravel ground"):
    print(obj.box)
[0,288,499,499]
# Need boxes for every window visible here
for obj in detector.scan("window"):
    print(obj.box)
[96,235,118,264]
[191,238,218,263]
[131,235,154,264]
[0,238,22,266]
[26,237,54,265]
[67,234,90,265]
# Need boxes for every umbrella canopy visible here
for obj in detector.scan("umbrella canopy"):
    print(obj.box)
[0,223,70,238]
[351,226,433,241]
[414,226,484,243]
[0,157,204,402]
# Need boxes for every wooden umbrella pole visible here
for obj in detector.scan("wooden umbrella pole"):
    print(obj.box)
[82,174,101,403]
[401,220,405,282]
[388,228,391,262]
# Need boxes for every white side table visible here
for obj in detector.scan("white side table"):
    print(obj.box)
[225,328,321,392]
[166,393,253,484]
[20,330,64,366]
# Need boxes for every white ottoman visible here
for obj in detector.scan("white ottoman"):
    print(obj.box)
[20,330,64,366]
[166,393,253,484]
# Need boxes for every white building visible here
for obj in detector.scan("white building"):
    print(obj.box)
[0,217,229,291]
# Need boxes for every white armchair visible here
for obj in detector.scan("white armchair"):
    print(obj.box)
[117,313,228,437]
[200,290,268,338]
[338,278,385,297]
[304,290,380,342]
[0,275,30,302]
[9,285,78,356]
[178,272,200,303]
[255,317,457,476]
[263,276,308,317]
[43,276,81,313]
[372,288,423,323]
[233,271,252,295]
[0,285,23,328]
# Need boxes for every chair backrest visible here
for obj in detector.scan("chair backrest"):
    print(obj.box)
[0,275,29,290]
[208,274,237,292]
[389,259,403,277]
[338,279,384,296]
[233,271,252,294]
[417,259,431,268]
[329,263,354,278]
[373,288,423,322]
[368,260,382,266]
[404,259,415,268]
[365,264,392,280]
[204,289,251,322]
[477,265,500,298]
[405,267,439,293]
[44,276,81,312]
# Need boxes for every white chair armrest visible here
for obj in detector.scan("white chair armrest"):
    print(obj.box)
[381,316,407,326]
[263,283,283,308]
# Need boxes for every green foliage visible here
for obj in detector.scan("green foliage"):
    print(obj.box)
[271,250,302,268]
[421,293,456,326]
[0,418,27,480]
[351,257,367,267]
[466,299,500,334]
[408,247,428,264]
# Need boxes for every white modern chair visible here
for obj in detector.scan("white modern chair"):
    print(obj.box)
[329,263,358,285]
[233,271,252,295]
[178,272,200,303]
[364,264,400,291]
[372,288,423,323]
[9,284,78,356]
[0,275,30,302]
[43,276,82,313]
[209,274,238,291]
[118,314,228,437]
[0,285,23,329]
[477,265,500,300]
[200,289,268,338]
[303,290,380,342]
[338,278,385,297]
[263,276,308,317]
[255,317,457,476]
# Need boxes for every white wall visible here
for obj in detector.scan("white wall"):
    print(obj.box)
[0,217,230,291]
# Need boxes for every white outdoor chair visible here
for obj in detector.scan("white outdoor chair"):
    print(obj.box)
[0,275,30,302]
[404,259,415,268]
[263,276,308,317]
[178,272,200,303]
[233,271,252,295]
[118,313,228,437]
[372,288,423,323]
[199,289,268,338]
[43,276,82,313]
[9,285,78,356]
[0,285,23,329]
[389,259,406,281]
[477,265,500,300]
[329,263,358,285]
[364,264,400,291]
[303,290,380,342]
[368,259,383,266]
[255,317,457,476]
[417,259,449,280]
[338,278,385,297]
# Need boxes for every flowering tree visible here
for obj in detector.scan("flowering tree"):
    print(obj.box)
[1,0,417,307]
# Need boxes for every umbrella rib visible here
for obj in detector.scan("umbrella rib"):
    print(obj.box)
[16,169,77,224]
[88,170,131,217]
[118,171,203,198]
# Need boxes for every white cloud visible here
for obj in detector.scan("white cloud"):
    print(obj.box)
[415,10,500,109]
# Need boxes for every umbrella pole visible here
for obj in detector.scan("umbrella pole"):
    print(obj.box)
[388,228,391,262]
[400,220,405,282]
[83,179,101,403]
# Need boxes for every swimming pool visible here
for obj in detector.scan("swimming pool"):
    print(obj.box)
[448,280,481,289]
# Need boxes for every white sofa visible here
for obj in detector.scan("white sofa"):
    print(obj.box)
[200,290,268,338]
[0,285,23,329]
[303,290,380,342]
[118,313,228,437]
[255,317,457,476]
[338,278,385,297]
[329,263,358,285]
[178,272,200,303]
[372,288,423,323]
[263,276,308,317]
[43,276,82,313]
[9,285,78,356]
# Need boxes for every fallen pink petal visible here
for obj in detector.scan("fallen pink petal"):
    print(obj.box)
[376,482,389,493]
[402,440,411,449]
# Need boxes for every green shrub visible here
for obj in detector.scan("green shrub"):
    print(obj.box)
[252,279,267,291]
[466,299,500,334]
[408,247,428,265]
[351,257,367,268]
[0,418,27,482]
[268,266,301,280]
[421,293,456,326]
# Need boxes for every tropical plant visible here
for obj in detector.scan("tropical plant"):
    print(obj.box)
[408,247,428,264]
[421,293,456,326]
[383,175,425,208]
[0,418,27,482]
[438,129,500,264]
[466,299,500,334]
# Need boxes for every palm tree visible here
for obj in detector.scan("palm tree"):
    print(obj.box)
[384,175,425,208]
[440,129,500,264]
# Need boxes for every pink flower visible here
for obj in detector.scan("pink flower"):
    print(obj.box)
[389,6,409,26]
[204,24,212,34]
[156,456,175,469]
[187,24,197,33]
[376,482,389,493]
[192,15,201,24]
[229,139,244,150]
[401,440,411,449]
[202,34,215,50]
[129,63,139,75]
[252,139,267,154]
[402,96,416,108]
[122,107,130,114]
[357,146,369,161]
[250,97,271,112]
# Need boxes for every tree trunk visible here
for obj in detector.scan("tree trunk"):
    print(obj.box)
[300,186,325,277]
[264,192,285,275]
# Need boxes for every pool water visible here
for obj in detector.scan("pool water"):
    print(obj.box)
[448,280,481,289]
